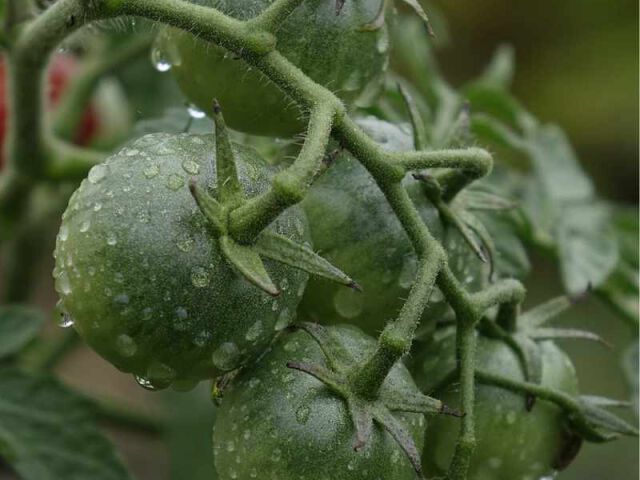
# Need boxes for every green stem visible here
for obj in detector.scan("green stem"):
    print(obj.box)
[229,104,336,243]
[350,243,442,399]
[447,322,477,479]
[247,0,304,32]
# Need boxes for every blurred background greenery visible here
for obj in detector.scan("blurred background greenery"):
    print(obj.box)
[429,0,638,204]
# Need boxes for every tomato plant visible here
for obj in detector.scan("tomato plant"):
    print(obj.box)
[213,324,427,480]
[414,328,580,480]
[160,0,389,137]
[53,132,310,388]
[0,1,636,480]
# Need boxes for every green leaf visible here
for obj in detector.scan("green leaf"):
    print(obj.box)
[621,341,638,418]
[398,0,435,36]
[0,306,44,360]
[0,368,132,480]
[256,232,359,289]
[555,202,619,296]
[476,211,530,280]
[398,83,428,150]
[474,45,515,91]
[528,328,609,347]
[578,397,639,438]
[519,296,571,329]
[219,236,279,296]
[596,206,639,325]
[523,125,594,203]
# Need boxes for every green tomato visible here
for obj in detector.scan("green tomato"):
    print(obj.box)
[160,0,389,137]
[213,324,425,480]
[53,133,309,390]
[413,328,580,480]
[298,118,489,336]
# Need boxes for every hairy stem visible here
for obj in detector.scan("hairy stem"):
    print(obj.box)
[229,104,336,243]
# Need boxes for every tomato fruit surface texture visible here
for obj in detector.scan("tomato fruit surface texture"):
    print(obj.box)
[162,0,389,137]
[414,329,580,480]
[299,117,488,335]
[213,324,425,480]
[53,133,309,389]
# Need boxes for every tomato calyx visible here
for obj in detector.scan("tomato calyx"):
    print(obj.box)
[189,101,359,296]
[286,322,461,479]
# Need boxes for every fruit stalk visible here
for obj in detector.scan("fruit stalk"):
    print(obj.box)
[4,2,530,478]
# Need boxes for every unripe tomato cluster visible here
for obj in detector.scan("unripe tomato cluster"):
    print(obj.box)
[51,3,592,479]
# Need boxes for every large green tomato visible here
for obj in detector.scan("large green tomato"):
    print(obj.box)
[298,118,489,336]
[413,328,581,480]
[160,0,389,137]
[213,324,425,480]
[53,133,309,390]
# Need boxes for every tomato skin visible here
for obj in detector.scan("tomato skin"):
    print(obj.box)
[53,133,309,387]
[0,54,99,168]
[164,0,389,137]
[413,329,580,480]
[213,324,425,480]
[298,118,488,336]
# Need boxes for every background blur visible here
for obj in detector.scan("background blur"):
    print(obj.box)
[430,1,639,478]
[1,1,637,479]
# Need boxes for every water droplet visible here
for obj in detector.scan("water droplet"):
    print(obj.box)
[177,233,194,252]
[138,210,150,223]
[58,311,74,328]
[143,163,160,179]
[151,46,172,72]
[274,307,291,330]
[174,307,189,330]
[114,294,129,305]
[135,375,158,391]
[88,164,109,184]
[347,459,356,471]
[212,342,240,371]
[187,104,206,119]
[58,225,69,241]
[147,362,176,389]
[182,159,200,175]
[78,220,90,233]
[280,278,289,292]
[125,149,140,157]
[377,31,390,53]
[166,174,184,191]
[295,405,310,424]
[106,232,117,246]
[57,271,72,295]
[333,288,364,319]
[193,330,211,347]
[245,320,263,342]
[93,202,102,212]
[191,266,210,288]
[116,334,137,357]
